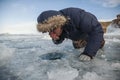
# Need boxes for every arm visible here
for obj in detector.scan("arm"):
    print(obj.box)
[82,20,104,57]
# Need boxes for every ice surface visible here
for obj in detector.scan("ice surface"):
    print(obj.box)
[0,26,120,80]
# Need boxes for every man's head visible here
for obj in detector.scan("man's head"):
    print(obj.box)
[37,10,67,33]
[37,10,67,40]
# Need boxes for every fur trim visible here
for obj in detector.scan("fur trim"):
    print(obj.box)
[37,15,67,33]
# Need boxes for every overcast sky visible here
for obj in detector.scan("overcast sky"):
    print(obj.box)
[0,0,120,34]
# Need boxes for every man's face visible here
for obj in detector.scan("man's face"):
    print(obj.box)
[49,27,62,40]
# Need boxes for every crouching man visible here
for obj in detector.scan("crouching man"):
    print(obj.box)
[36,7,105,61]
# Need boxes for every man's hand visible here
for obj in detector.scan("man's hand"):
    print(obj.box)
[79,54,91,61]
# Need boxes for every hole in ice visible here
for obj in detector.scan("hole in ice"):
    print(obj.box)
[40,52,66,60]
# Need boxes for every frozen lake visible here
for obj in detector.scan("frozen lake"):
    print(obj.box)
[0,32,120,80]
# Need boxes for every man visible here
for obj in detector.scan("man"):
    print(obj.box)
[37,7,105,61]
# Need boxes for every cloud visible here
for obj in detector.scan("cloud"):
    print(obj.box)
[91,0,120,7]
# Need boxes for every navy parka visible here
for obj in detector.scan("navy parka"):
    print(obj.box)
[55,7,104,57]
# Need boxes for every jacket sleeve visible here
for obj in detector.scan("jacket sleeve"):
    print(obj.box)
[82,18,104,57]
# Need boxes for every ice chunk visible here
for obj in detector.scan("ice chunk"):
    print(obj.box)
[82,72,104,80]
[106,24,120,33]
[0,43,14,66]
[111,63,120,69]
[47,68,78,80]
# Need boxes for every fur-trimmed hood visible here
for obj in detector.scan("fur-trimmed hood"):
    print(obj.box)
[37,10,67,33]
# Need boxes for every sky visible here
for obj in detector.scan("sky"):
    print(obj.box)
[0,0,120,34]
